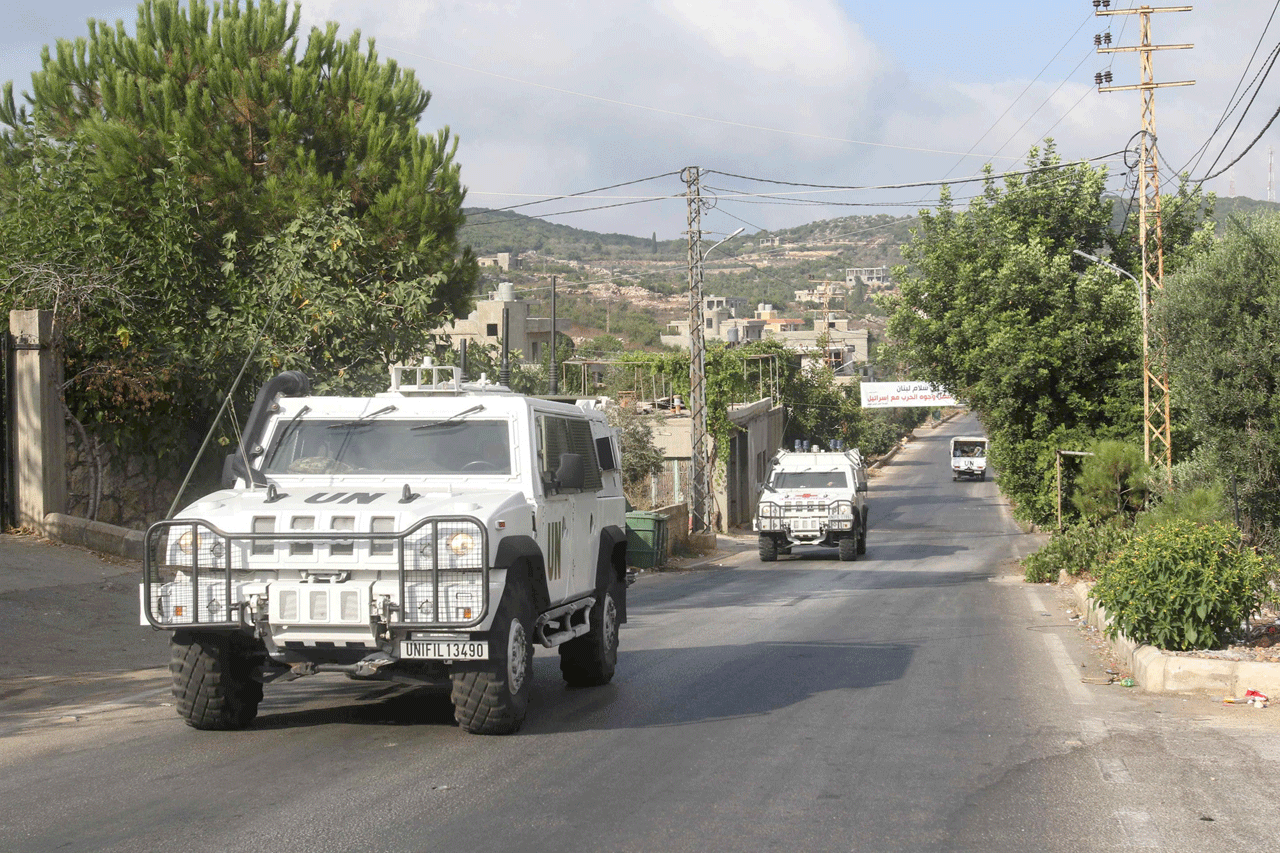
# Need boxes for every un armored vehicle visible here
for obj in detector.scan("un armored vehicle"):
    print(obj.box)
[950,436,988,481]
[753,447,869,562]
[141,361,628,734]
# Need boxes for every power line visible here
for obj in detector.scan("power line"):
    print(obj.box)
[703,150,1126,192]
[465,193,680,227]
[1192,103,1280,182]
[928,11,1096,190]
[1177,1,1280,177]
[1189,41,1280,182]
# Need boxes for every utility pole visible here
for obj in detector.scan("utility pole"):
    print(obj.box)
[683,166,712,533]
[549,275,558,395]
[1095,1,1193,483]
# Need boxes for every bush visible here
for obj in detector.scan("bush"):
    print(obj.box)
[1090,521,1277,650]
[1071,440,1149,525]
[1137,484,1228,530]
[1021,523,1134,583]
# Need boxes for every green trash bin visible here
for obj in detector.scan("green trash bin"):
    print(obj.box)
[626,511,668,569]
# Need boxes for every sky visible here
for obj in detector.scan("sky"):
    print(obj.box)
[1,1,1274,241]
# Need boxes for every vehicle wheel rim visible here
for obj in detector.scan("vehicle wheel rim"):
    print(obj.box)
[603,594,618,653]
[507,619,529,691]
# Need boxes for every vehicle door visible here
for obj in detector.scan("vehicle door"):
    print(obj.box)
[535,413,603,603]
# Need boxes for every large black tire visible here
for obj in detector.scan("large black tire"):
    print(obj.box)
[838,534,858,562]
[170,632,263,731]
[857,511,867,556]
[451,577,534,734]
[758,535,778,562]
[559,578,621,687]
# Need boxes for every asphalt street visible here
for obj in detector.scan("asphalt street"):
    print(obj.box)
[1,413,1278,852]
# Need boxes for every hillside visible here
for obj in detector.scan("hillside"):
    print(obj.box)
[457,194,1280,354]
[459,208,913,351]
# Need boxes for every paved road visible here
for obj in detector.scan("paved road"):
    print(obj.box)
[2,414,1278,852]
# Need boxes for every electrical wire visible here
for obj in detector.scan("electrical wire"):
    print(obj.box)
[1177,0,1280,177]
[927,11,1096,192]
[1193,103,1280,183]
[703,150,1126,193]
[1192,40,1280,182]
[465,193,681,227]
[462,173,683,227]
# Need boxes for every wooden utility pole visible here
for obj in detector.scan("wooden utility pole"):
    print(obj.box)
[1095,2,1193,483]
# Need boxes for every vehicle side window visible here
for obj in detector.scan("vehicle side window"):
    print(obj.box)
[537,415,604,492]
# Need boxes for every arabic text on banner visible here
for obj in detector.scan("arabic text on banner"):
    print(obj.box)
[859,381,959,409]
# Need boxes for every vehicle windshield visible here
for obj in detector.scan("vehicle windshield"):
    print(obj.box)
[953,443,986,458]
[771,471,848,489]
[262,419,512,475]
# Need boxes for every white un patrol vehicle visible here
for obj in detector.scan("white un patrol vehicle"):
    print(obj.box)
[753,446,869,562]
[141,361,628,734]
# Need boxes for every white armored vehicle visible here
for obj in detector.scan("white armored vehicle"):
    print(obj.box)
[141,361,628,734]
[753,447,869,562]
[950,436,988,481]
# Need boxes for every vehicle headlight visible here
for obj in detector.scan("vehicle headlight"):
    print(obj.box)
[757,502,778,518]
[447,531,476,557]
[175,531,223,559]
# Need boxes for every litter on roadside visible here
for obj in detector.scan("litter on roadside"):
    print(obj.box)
[1223,689,1268,708]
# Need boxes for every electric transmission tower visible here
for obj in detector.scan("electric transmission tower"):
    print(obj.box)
[1095,1,1193,482]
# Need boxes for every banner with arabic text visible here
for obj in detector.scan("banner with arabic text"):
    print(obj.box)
[860,381,959,409]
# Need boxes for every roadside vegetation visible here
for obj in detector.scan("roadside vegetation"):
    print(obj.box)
[884,143,1280,651]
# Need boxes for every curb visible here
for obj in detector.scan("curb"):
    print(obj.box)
[42,513,144,562]
[1064,574,1280,698]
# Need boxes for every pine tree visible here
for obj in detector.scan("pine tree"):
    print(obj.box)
[0,0,477,465]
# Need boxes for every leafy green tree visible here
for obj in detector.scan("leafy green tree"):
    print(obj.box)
[782,362,863,449]
[1156,212,1280,546]
[0,0,476,467]
[885,144,1148,524]
[606,404,666,508]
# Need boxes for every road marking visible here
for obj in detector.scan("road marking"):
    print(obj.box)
[1025,588,1095,705]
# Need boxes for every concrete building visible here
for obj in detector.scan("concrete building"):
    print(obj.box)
[647,398,786,531]
[661,303,870,381]
[438,283,569,364]
[477,252,515,272]
[846,266,890,285]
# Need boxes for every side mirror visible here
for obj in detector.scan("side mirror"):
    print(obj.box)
[856,481,868,494]
[556,452,585,491]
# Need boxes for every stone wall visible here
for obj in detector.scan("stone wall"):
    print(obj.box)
[65,437,192,530]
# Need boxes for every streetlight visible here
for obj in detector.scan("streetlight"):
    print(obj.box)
[704,227,745,261]
[1073,247,1145,336]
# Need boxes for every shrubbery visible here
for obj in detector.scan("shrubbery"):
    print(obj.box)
[1021,523,1133,584]
[1090,521,1276,651]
